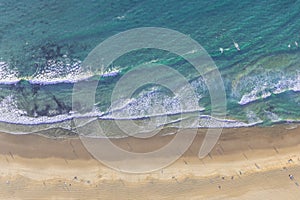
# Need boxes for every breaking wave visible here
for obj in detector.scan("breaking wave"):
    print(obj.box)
[236,72,300,105]
[0,58,120,85]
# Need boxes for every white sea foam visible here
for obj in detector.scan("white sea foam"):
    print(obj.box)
[0,58,120,85]
[273,74,300,94]
[197,115,251,128]
[0,62,20,84]
[239,86,272,105]
[246,110,264,125]
[236,71,300,105]
[30,59,92,84]
[106,86,205,119]
[0,90,260,136]
[0,95,103,129]
[264,110,281,122]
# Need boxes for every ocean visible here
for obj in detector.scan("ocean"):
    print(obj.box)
[0,0,300,136]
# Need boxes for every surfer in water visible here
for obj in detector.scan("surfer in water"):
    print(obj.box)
[219,47,231,54]
[233,40,240,51]
[219,47,224,54]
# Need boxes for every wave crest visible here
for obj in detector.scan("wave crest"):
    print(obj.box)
[236,71,299,105]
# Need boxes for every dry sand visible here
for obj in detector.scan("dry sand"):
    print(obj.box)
[0,124,300,199]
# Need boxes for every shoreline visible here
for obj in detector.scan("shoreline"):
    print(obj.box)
[1,124,299,159]
[0,124,300,199]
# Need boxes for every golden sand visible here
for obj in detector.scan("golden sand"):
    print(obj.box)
[0,125,300,199]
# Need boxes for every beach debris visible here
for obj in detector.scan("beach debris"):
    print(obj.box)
[231,176,234,180]
[216,148,223,155]
[5,156,9,163]
[221,176,225,180]
[254,163,261,169]
[9,151,14,159]
[172,176,179,183]
[218,185,221,189]
[288,44,291,48]
[120,179,125,186]
[74,176,77,180]
[243,153,249,160]
[273,146,279,154]
[288,158,293,163]
[126,142,133,151]
[6,180,10,185]
[233,40,241,51]
[219,144,225,153]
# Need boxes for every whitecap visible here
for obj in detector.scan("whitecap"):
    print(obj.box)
[0,62,20,84]
[235,71,300,105]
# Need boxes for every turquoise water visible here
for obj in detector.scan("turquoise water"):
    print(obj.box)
[0,0,300,134]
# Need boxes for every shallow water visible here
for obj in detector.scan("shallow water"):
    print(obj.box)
[0,0,300,135]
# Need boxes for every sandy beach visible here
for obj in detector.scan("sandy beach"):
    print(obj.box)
[0,124,300,199]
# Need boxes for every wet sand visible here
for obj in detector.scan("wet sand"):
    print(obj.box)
[0,124,300,199]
